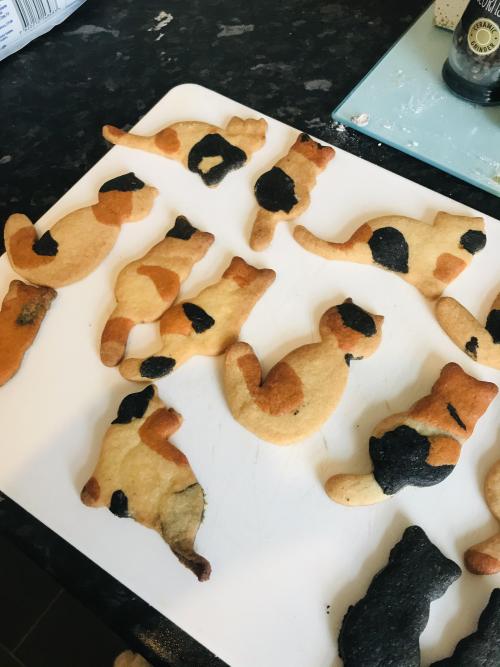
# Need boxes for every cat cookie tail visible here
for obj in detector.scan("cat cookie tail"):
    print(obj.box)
[120,353,178,382]
[102,125,160,153]
[160,482,211,582]
[293,223,372,261]
[325,472,389,506]
[100,312,136,367]
[465,533,500,575]
[250,210,278,251]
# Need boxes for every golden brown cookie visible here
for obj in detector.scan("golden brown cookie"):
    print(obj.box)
[114,652,151,667]
[119,256,276,382]
[100,216,214,367]
[4,173,158,288]
[465,459,500,575]
[103,117,267,187]
[294,212,486,299]
[81,384,211,581]
[436,291,500,370]
[325,363,497,506]
[0,280,56,386]
[250,133,335,251]
[224,299,383,444]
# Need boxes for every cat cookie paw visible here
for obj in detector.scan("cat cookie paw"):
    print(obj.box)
[81,384,211,581]
[224,299,383,444]
[0,280,56,386]
[465,459,500,575]
[325,363,497,505]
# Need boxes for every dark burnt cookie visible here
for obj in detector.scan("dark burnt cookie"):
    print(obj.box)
[338,525,461,667]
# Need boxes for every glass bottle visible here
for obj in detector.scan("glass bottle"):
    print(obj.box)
[442,0,500,105]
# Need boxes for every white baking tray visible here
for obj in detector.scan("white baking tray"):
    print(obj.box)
[1,84,499,667]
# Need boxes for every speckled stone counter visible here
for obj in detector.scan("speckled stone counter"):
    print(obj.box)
[0,1,497,665]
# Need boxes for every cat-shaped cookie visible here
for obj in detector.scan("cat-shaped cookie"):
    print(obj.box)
[326,363,497,506]
[224,299,383,444]
[103,117,267,186]
[4,173,158,288]
[0,280,56,386]
[436,291,500,370]
[294,212,486,299]
[100,216,214,367]
[81,384,211,581]
[250,133,334,251]
[465,458,500,575]
[119,256,276,382]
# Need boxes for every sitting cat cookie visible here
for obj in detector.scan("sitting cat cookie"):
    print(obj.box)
[436,291,500,370]
[325,363,497,506]
[431,588,500,667]
[101,216,214,367]
[294,212,486,299]
[431,589,500,666]
[103,117,267,186]
[250,133,334,251]
[0,280,56,386]
[224,299,383,444]
[465,458,500,575]
[119,256,275,382]
[81,384,211,581]
[4,173,158,288]
[338,525,461,667]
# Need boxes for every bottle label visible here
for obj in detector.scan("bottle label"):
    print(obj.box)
[468,17,500,53]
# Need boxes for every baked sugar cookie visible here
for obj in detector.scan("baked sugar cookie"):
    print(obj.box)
[325,363,497,506]
[224,299,383,444]
[250,133,334,250]
[0,280,56,386]
[81,384,211,581]
[436,291,500,370]
[338,525,461,667]
[103,117,267,186]
[4,173,158,288]
[465,459,500,575]
[120,257,275,382]
[294,212,485,299]
[431,589,500,666]
[100,216,214,367]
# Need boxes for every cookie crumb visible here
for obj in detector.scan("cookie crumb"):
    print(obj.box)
[351,113,369,127]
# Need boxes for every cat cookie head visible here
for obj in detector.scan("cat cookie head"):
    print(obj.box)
[291,133,335,169]
[96,173,158,224]
[319,298,384,362]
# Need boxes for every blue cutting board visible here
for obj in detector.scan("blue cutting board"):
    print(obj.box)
[333,5,500,198]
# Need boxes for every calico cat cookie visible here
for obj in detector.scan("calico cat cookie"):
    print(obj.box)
[101,216,214,367]
[103,117,267,186]
[325,363,497,506]
[119,256,275,382]
[0,280,56,386]
[224,299,383,444]
[294,212,485,299]
[338,525,461,667]
[81,385,211,581]
[4,173,158,288]
[436,291,500,370]
[250,133,334,251]
[431,589,500,666]
[465,459,500,575]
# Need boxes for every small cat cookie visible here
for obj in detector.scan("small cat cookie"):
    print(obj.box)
[294,212,486,299]
[119,256,275,382]
[338,525,461,667]
[101,216,214,367]
[103,117,267,186]
[465,459,500,575]
[0,280,56,386]
[81,385,211,581]
[4,173,158,288]
[224,299,383,444]
[431,589,500,666]
[250,133,334,251]
[325,363,497,506]
[436,291,500,370]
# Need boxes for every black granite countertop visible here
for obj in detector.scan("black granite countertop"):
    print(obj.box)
[0,1,498,666]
